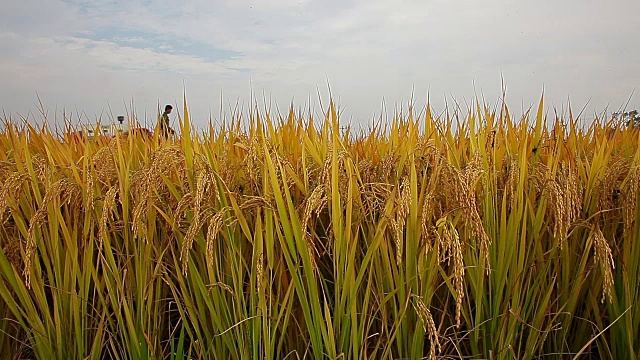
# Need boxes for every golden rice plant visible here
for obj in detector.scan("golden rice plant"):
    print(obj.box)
[0,95,639,359]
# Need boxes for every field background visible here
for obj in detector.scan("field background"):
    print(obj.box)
[1,98,639,359]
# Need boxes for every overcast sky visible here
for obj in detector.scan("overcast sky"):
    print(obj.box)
[1,0,638,128]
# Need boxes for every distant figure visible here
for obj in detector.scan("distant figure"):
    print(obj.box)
[159,105,175,138]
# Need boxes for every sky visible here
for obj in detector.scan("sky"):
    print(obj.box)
[1,0,638,129]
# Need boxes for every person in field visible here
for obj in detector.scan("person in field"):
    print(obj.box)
[159,104,175,138]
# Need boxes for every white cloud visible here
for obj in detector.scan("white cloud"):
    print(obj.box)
[1,0,639,128]
[53,36,239,75]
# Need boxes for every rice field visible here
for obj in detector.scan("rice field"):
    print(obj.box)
[0,97,639,359]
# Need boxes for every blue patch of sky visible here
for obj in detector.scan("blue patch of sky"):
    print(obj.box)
[62,0,101,16]
[82,27,240,62]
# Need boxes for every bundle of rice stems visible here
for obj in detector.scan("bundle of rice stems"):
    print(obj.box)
[0,96,638,359]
